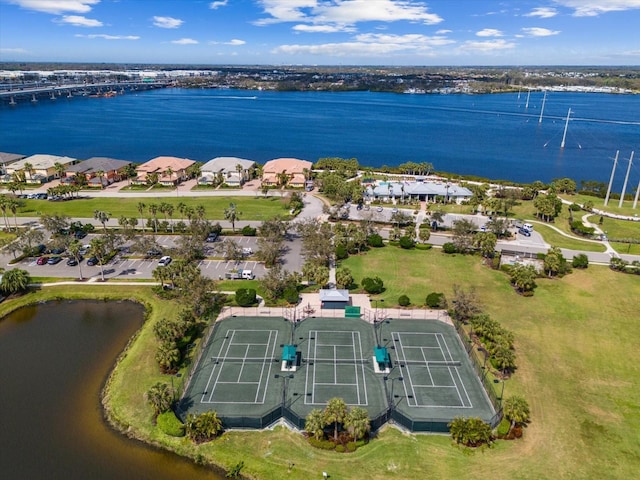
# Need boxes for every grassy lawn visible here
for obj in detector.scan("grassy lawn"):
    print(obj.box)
[560,193,640,218]
[588,214,640,255]
[531,223,606,252]
[16,196,290,221]
[2,253,639,479]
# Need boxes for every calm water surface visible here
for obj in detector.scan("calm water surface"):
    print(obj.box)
[0,301,221,480]
[1,89,638,184]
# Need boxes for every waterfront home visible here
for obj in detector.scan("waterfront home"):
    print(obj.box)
[0,152,26,175]
[261,157,312,188]
[366,180,472,204]
[133,156,195,186]
[4,154,79,184]
[63,157,134,187]
[199,157,256,187]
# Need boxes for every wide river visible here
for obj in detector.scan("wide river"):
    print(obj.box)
[1,88,638,185]
[0,301,222,480]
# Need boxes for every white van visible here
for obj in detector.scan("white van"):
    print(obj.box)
[523,223,534,232]
[241,269,255,280]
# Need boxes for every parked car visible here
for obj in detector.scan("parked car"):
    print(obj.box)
[47,256,63,265]
[158,256,172,267]
[205,232,218,243]
[67,256,83,266]
[518,227,532,237]
[36,256,48,265]
[376,206,383,212]
[48,247,65,255]
[242,247,253,256]
[86,256,99,266]
[391,207,399,213]
[74,230,87,239]
[79,245,91,255]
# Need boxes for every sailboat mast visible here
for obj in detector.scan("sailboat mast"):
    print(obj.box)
[619,151,634,208]
[538,90,547,124]
[560,108,571,148]
[525,89,530,108]
[604,150,619,206]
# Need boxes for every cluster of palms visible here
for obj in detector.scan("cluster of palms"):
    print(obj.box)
[0,194,20,231]
[470,314,517,375]
[153,310,200,374]
[0,267,31,296]
[304,398,371,446]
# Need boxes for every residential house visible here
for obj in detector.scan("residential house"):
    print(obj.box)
[0,152,26,176]
[261,157,312,188]
[5,154,79,184]
[133,156,195,186]
[64,157,134,187]
[199,157,256,187]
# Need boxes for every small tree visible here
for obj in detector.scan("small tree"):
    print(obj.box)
[398,235,415,249]
[361,276,384,294]
[502,395,531,438]
[304,409,325,440]
[450,285,481,323]
[448,417,493,447]
[398,294,411,307]
[185,411,223,443]
[145,382,173,417]
[335,267,354,289]
[324,397,348,442]
[235,288,257,307]
[0,268,31,295]
[426,292,447,309]
[572,253,589,269]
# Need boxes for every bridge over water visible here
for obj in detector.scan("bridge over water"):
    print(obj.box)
[0,81,169,106]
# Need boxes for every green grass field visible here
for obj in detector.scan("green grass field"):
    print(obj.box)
[15,196,290,221]
[2,244,639,479]
[560,193,640,218]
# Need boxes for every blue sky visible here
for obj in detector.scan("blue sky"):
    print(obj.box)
[1,0,639,65]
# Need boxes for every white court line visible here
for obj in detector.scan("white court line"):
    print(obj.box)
[440,333,472,408]
[256,329,278,404]
[435,333,464,406]
[356,330,368,405]
[393,332,418,407]
[237,344,250,382]
[202,329,236,403]
[421,347,435,386]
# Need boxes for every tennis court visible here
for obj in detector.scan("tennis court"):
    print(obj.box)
[179,315,496,431]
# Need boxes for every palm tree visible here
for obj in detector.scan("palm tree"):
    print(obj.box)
[224,202,240,232]
[145,382,173,417]
[165,166,174,186]
[0,194,10,231]
[123,163,137,185]
[277,170,289,187]
[345,407,370,441]
[8,198,19,231]
[235,163,244,185]
[155,341,181,373]
[185,411,223,443]
[165,204,174,233]
[23,162,34,182]
[68,240,84,280]
[148,203,159,233]
[95,170,106,189]
[177,202,186,223]
[502,395,531,437]
[93,210,111,233]
[137,202,146,232]
[304,409,326,440]
[323,397,347,442]
[0,268,31,295]
[53,161,65,180]
[89,237,107,281]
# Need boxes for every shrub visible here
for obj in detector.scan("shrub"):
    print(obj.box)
[241,225,256,236]
[398,235,415,249]
[426,292,447,309]
[415,243,432,250]
[367,233,384,248]
[210,222,223,234]
[442,242,458,254]
[346,441,357,452]
[569,203,582,211]
[335,244,349,260]
[308,437,335,450]
[361,276,384,294]
[157,411,185,437]
[572,253,589,269]
[235,288,257,307]
[283,286,299,304]
[570,220,595,237]
[496,417,511,438]
[398,294,411,306]
[335,445,346,453]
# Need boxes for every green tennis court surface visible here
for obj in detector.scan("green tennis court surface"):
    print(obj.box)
[179,316,496,431]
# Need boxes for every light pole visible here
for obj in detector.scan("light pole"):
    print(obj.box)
[275,374,294,408]
[494,378,505,408]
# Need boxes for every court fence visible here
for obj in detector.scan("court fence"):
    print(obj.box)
[451,316,503,428]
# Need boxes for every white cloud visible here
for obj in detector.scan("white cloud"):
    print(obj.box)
[0,47,29,54]
[458,39,516,53]
[75,34,140,40]
[57,15,103,27]
[209,0,228,9]
[436,29,452,34]
[476,28,503,37]
[521,27,560,37]
[209,39,246,45]
[153,16,184,29]
[172,38,198,45]
[7,0,99,14]
[553,0,640,16]
[273,33,455,57]
[524,7,558,18]
[292,24,355,33]
[256,0,443,27]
